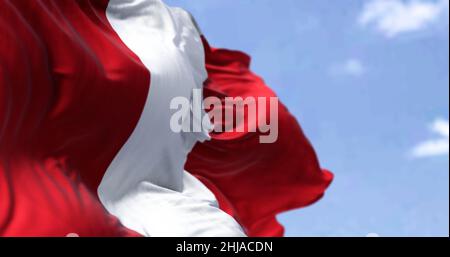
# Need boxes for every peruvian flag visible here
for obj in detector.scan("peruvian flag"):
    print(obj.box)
[0,0,333,237]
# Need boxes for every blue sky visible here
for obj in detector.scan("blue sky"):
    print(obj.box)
[165,0,449,237]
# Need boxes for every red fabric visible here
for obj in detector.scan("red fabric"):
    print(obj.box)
[0,0,148,236]
[1,0,332,237]
[186,38,333,237]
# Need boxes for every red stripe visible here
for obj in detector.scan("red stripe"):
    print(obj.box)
[186,37,333,237]
[0,0,149,236]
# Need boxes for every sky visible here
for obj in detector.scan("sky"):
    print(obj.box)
[165,0,449,237]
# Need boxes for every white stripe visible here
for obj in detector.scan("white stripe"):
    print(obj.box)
[99,0,245,237]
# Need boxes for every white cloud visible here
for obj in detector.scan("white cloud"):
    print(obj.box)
[411,119,449,158]
[359,0,449,38]
[331,58,366,77]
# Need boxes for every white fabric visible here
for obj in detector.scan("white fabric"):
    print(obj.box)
[98,0,245,237]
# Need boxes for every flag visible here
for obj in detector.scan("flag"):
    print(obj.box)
[0,0,332,237]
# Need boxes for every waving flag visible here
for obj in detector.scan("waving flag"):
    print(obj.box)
[0,0,332,237]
